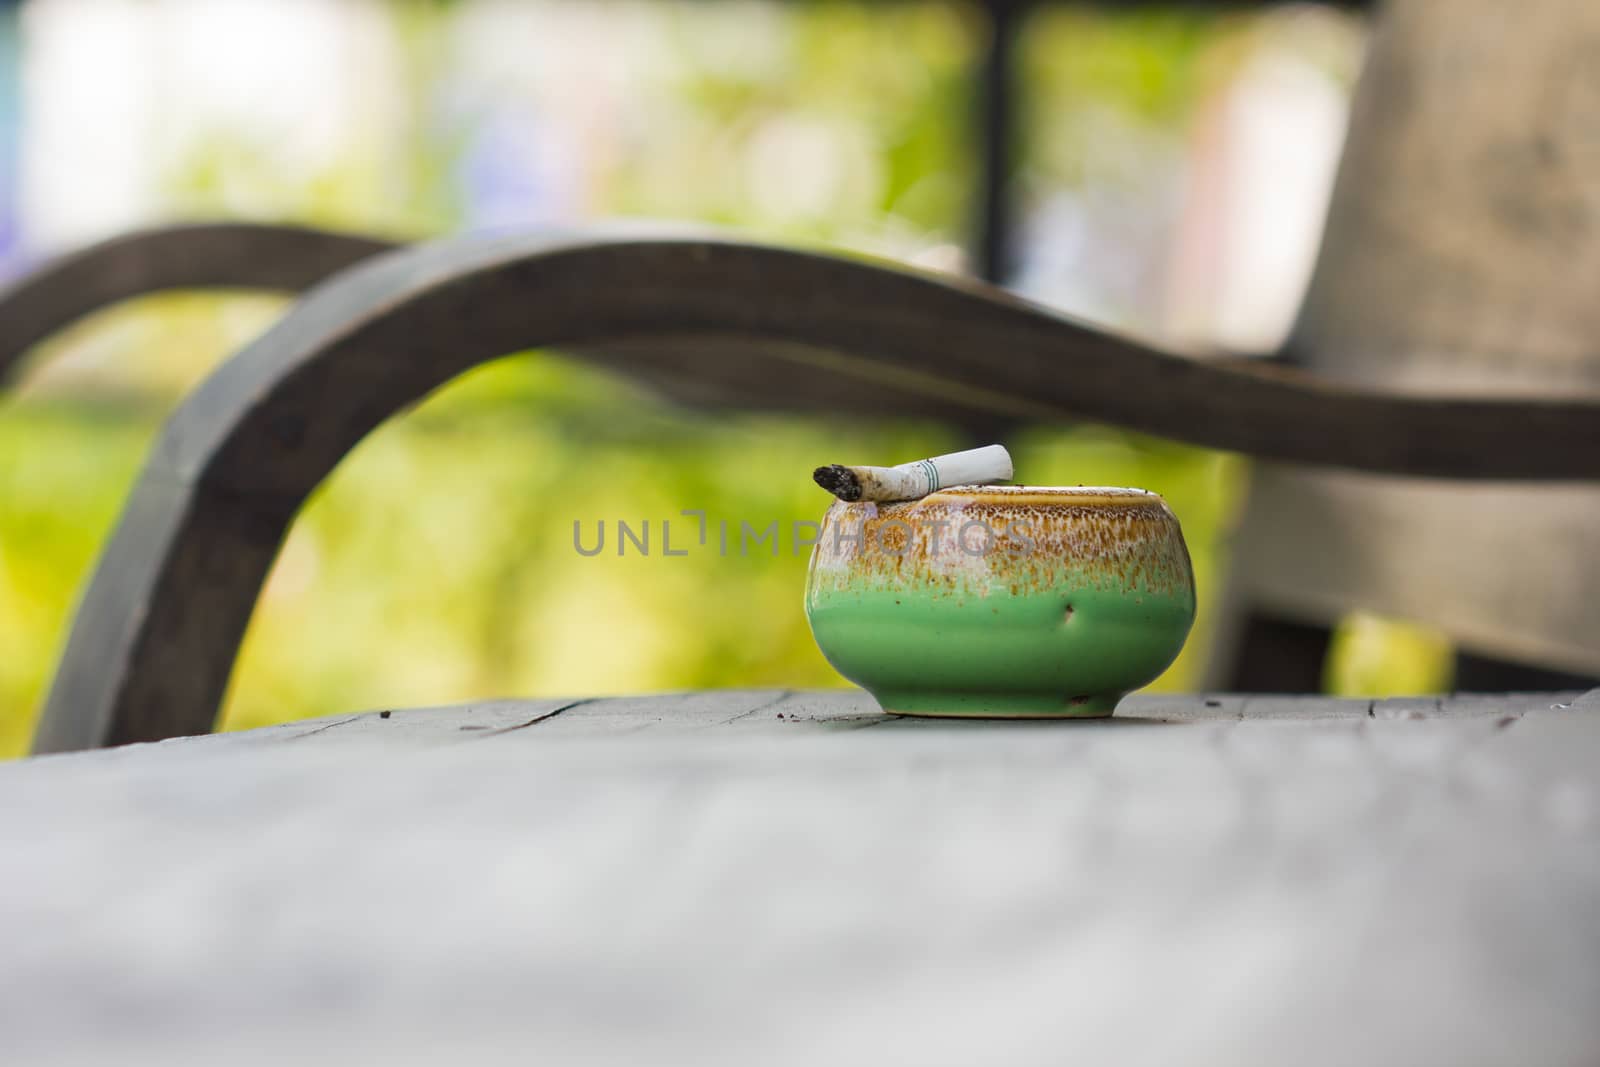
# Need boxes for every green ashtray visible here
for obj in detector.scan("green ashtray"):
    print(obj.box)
[804,486,1196,718]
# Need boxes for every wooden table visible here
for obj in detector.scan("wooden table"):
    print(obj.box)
[4,689,1598,1065]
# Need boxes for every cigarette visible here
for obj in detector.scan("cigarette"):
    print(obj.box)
[813,444,1013,502]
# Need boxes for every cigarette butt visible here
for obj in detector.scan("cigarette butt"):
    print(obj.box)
[813,444,1013,502]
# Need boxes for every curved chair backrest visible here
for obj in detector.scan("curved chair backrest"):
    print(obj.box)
[0,222,398,387]
[29,228,1600,753]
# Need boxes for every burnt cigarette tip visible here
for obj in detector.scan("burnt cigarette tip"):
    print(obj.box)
[813,464,862,502]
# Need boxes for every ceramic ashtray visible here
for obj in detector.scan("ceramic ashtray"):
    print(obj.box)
[803,483,1196,718]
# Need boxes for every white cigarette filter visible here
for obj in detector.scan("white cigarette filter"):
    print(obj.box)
[813,444,1014,502]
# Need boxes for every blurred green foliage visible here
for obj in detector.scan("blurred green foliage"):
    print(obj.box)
[0,1,1438,758]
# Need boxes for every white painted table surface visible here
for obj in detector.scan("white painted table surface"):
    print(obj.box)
[3,688,1599,1067]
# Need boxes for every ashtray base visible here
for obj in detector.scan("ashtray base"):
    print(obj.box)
[874,690,1121,719]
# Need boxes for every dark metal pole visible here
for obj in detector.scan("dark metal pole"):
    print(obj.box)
[974,0,1024,284]
[0,1,19,273]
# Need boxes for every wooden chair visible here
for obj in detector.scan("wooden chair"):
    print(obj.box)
[16,1,1600,752]
[7,221,1594,752]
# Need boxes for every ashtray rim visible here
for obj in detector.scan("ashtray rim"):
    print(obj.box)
[918,485,1163,508]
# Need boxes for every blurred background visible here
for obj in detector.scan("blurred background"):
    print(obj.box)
[0,0,1453,757]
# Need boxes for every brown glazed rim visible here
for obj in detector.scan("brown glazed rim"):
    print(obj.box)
[923,485,1164,508]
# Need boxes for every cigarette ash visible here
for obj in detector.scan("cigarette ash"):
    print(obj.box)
[812,464,863,502]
